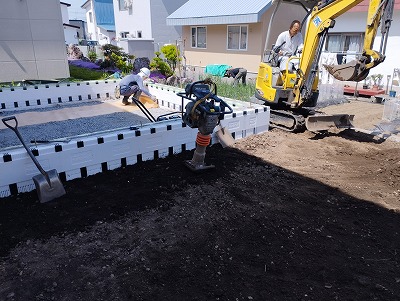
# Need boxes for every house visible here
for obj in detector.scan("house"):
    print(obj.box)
[0,0,69,82]
[166,0,306,74]
[112,0,188,59]
[61,2,81,45]
[69,19,89,42]
[81,0,116,46]
[167,0,400,83]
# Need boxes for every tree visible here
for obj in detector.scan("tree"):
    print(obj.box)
[160,44,180,71]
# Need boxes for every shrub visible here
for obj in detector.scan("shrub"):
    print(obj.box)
[111,53,133,74]
[149,70,167,84]
[370,74,383,86]
[100,44,135,74]
[68,60,100,70]
[87,50,97,63]
[150,52,173,77]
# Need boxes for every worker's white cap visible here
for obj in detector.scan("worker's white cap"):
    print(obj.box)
[139,67,151,78]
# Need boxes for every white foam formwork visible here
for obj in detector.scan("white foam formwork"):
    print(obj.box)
[382,98,400,121]
[0,82,270,198]
[0,80,120,111]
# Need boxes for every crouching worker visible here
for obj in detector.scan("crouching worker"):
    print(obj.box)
[118,67,157,105]
[224,67,247,86]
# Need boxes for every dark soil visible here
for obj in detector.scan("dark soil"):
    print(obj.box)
[0,128,400,301]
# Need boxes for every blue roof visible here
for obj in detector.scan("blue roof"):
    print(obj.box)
[166,0,272,26]
[93,0,115,30]
[98,24,116,32]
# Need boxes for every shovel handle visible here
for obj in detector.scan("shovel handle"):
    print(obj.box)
[2,116,47,176]
[2,116,18,131]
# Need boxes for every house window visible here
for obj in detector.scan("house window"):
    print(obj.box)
[227,25,248,50]
[88,12,93,23]
[120,32,129,38]
[137,31,142,38]
[325,33,364,54]
[191,26,206,48]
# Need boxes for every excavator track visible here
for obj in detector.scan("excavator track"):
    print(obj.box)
[270,110,306,133]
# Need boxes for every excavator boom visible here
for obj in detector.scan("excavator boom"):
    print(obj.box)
[323,0,394,82]
[292,0,394,108]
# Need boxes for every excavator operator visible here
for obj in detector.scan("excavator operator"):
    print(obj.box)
[274,20,303,72]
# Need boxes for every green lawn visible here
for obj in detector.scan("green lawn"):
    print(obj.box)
[68,65,108,81]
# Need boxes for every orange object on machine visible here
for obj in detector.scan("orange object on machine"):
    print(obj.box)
[196,132,211,147]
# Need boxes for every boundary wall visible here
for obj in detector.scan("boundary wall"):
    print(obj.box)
[0,80,119,111]
[0,82,270,198]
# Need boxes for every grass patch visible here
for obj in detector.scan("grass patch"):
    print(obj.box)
[68,65,108,81]
[199,76,255,102]
[68,67,255,101]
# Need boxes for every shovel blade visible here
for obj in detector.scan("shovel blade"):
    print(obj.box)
[306,114,355,132]
[32,169,66,203]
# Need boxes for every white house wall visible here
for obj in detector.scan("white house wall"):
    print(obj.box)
[118,39,155,59]
[61,3,70,24]
[150,0,188,46]
[85,3,98,41]
[0,0,69,82]
[64,26,80,45]
[113,0,152,40]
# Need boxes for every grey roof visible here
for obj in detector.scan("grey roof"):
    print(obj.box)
[166,0,272,26]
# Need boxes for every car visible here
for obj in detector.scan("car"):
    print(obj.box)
[80,40,99,46]
[87,40,99,46]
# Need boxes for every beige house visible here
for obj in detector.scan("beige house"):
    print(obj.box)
[167,0,400,84]
[166,0,307,74]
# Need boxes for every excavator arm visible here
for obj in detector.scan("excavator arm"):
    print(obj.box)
[291,0,394,108]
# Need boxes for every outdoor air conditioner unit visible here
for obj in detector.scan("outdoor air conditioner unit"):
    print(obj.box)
[124,0,133,9]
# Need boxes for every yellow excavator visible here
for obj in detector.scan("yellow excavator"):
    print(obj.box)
[255,0,394,132]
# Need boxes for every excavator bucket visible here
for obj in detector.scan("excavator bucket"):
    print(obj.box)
[324,60,369,82]
[306,114,355,132]
[324,61,359,81]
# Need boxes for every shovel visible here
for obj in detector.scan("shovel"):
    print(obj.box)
[2,116,66,203]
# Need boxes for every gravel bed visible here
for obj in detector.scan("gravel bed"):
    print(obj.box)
[0,102,180,150]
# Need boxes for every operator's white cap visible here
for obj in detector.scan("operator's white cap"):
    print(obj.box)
[139,67,151,78]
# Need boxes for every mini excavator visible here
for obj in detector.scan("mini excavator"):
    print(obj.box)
[255,0,394,132]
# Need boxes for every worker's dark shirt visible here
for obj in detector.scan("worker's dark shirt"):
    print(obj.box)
[225,68,240,78]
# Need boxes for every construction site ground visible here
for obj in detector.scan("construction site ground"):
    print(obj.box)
[0,97,400,300]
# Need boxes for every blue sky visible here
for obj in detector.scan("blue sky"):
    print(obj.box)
[65,0,86,20]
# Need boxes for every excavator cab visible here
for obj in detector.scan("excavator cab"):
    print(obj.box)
[255,44,321,132]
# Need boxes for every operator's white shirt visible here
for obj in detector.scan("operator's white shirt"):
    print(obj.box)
[275,30,303,56]
[275,31,303,71]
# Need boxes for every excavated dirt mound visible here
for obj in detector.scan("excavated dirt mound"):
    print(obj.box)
[1,100,400,300]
